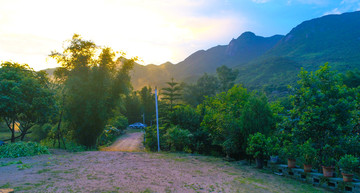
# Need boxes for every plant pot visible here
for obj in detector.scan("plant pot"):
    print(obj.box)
[341,173,354,182]
[256,158,264,169]
[322,166,335,177]
[287,159,296,168]
[303,164,312,173]
[270,155,279,164]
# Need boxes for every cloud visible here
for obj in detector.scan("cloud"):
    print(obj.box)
[323,0,360,15]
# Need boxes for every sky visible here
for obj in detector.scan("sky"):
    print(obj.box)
[0,0,359,71]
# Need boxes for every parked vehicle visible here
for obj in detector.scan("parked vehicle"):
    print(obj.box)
[128,122,147,129]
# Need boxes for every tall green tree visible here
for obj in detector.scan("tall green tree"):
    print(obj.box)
[183,73,219,106]
[288,63,357,165]
[216,65,239,92]
[0,62,56,142]
[139,86,155,125]
[50,34,135,147]
[161,78,182,113]
[124,91,142,124]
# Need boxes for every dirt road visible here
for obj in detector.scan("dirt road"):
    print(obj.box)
[100,131,145,152]
[0,151,327,193]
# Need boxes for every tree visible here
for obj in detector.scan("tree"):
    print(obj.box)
[183,73,219,106]
[216,65,239,92]
[124,91,142,124]
[288,63,357,165]
[50,34,135,147]
[0,62,56,142]
[200,85,275,158]
[161,78,182,113]
[342,69,360,88]
[139,86,155,125]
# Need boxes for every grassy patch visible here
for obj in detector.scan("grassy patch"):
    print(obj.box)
[0,160,23,167]
[38,168,51,174]
[17,164,32,170]
[0,182,11,188]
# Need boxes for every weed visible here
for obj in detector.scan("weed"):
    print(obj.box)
[17,164,32,170]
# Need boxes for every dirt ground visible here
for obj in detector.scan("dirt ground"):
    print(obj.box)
[0,132,328,193]
[100,132,145,152]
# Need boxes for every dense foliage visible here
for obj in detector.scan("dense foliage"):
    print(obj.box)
[0,62,56,142]
[50,34,135,147]
[0,142,50,158]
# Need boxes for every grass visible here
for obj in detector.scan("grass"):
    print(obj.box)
[0,131,13,141]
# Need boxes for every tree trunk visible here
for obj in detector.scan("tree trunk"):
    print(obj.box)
[11,120,15,143]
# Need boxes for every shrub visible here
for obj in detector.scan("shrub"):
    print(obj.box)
[144,125,168,151]
[246,132,268,159]
[281,140,299,160]
[0,142,50,158]
[299,140,317,165]
[267,136,281,156]
[30,124,53,142]
[109,115,128,132]
[97,126,121,147]
[165,126,192,152]
[338,154,359,173]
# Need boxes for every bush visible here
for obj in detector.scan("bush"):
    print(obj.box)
[246,132,268,159]
[299,140,317,165]
[30,124,53,142]
[169,105,201,132]
[338,154,359,173]
[0,142,50,158]
[97,126,121,147]
[109,115,128,132]
[144,125,168,151]
[165,126,192,152]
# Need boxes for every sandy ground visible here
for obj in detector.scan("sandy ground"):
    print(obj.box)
[101,132,145,152]
[0,132,328,193]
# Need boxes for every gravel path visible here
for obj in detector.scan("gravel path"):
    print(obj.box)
[101,132,145,152]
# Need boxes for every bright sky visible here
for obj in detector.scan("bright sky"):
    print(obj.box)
[0,0,359,71]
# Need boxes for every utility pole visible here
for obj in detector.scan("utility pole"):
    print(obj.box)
[143,113,145,125]
[155,87,160,152]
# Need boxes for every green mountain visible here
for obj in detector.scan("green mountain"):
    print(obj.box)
[45,11,360,93]
[232,11,360,92]
[264,11,360,71]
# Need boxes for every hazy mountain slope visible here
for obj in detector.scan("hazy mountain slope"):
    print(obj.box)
[264,11,360,71]
[130,62,175,90]
[173,32,284,79]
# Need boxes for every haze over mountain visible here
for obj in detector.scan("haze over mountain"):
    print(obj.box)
[131,11,360,91]
[46,11,360,92]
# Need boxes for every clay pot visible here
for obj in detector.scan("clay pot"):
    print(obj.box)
[322,166,335,177]
[303,164,312,173]
[287,159,296,168]
[341,173,354,182]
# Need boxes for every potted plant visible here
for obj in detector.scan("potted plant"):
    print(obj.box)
[267,136,281,164]
[299,140,317,172]
[281,141,299,168]
[246,132,268,169]
[321,144,337,177]
[338,154,359,182]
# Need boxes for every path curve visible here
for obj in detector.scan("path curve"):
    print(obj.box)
[101,132,145,152]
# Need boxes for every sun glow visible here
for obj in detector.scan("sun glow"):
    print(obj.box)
[0,0,247,71]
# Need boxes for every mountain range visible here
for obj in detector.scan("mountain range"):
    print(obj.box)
[47,11,360,93]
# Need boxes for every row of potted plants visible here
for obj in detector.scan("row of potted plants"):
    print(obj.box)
[246,132,360,182]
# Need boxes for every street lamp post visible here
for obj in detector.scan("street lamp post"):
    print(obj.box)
[155,87,160,152]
